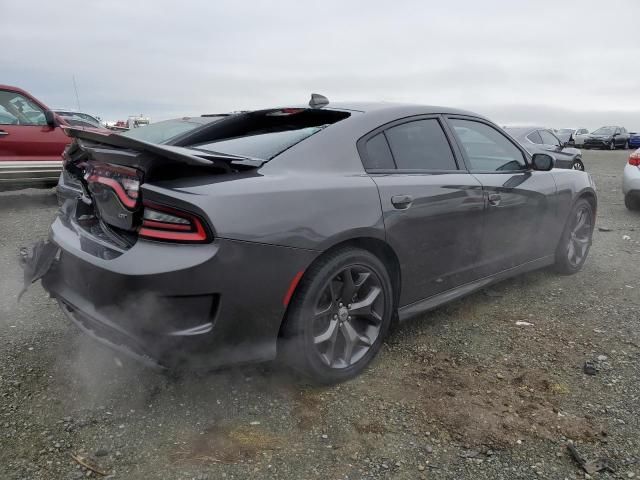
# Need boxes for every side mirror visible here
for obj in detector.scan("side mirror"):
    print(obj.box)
[612,132,619,137]
[531,153,554,171]
[44,110,57,127]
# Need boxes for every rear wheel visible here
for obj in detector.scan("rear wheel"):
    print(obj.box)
[572,158,585,171]
[554,199,594,274]
[280,248,393,384]
[624,140,629,149]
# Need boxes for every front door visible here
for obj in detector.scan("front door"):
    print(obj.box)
[445,117,558,276]
[358,116,485,306]
[0,89,68,161]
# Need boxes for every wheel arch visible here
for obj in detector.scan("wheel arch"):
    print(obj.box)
[576,188,597,213]
[278,236,402,338]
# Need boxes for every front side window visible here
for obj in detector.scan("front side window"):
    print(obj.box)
[450,119,526,172]
[0,90,46,126]
[384,119,457,170]
[539,130,560,146]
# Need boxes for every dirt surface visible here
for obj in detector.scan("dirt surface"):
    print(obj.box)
[1,150,639,479]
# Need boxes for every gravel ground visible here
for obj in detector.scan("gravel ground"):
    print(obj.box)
[1,149,639,480]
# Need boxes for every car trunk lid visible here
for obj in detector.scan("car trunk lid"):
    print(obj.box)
[61,128,263,246]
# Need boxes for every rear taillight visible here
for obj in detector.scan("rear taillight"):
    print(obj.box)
[139,202,210,243]
[629,151,640,166]
[86,163,142,209]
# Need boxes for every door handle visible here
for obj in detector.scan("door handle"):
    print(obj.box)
[391,195,413,209]
[0,130,8,136]
[487,193,501,206]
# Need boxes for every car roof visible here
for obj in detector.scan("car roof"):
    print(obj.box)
[307,101,483,117]
[0,84,30,94]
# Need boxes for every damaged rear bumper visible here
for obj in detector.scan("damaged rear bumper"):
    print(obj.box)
[30,215,316,370]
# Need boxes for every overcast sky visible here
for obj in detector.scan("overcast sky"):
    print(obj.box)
[2,0,639,130]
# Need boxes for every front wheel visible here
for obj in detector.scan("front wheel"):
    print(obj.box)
[572,158,585,171]
[609,140,616,150]
[554,199,594,274]
[625,193,640,211]
[280,248,394,384]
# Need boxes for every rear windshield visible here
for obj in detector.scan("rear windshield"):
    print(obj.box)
[184,108,350,160]
[120,117,224,144]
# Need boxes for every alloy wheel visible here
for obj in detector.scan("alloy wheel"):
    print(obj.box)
[572,160,584,171]
[566,205,593,267]
[311,265,385,369]
[610,141,616,150]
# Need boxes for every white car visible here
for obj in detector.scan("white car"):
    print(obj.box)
[572,128,590,146]
[623,148,640,210]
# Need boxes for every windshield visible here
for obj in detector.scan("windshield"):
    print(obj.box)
[195,126,324,160]
[593,126,616,135]
[120,117,223,144]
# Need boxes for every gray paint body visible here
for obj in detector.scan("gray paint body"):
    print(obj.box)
[41,102,597,369]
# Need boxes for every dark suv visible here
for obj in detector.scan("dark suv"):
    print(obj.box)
[584,126,630,150]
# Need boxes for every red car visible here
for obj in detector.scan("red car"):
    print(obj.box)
[0,85,73,189]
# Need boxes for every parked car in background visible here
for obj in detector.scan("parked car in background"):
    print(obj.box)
[56,114,230,202]
[584,126,630,150]
[0,85,71,189]
[556,128,576,145]
[24,98,597,383]
[629,132,640,149]
[623,148,640,210]
[54,110,103,129]
[572,128,591,146]
[504,126,585,170]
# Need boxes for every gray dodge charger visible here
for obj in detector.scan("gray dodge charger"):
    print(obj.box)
[22,95,597,383]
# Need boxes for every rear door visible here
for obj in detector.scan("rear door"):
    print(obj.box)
[445,117,558,276]
[0,88,69,161]
[358,115,485,306]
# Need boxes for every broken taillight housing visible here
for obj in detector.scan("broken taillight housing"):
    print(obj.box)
[139,202,210,243]
[629,151,640,167]
[85,163,142,209]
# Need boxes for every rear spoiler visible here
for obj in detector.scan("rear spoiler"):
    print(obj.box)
[64,127,265,170]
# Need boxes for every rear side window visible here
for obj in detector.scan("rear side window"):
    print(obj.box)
[526,131,543,144]
[384,119,457,170]
[450,119,526,172]
[363,133,395,169]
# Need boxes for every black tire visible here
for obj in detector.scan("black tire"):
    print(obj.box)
[624,140,629,149]
[572,158,585,171]
[609,140,616,150]
[625,193,640,211]
[280,247,394,384]
[554,198,594,275]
